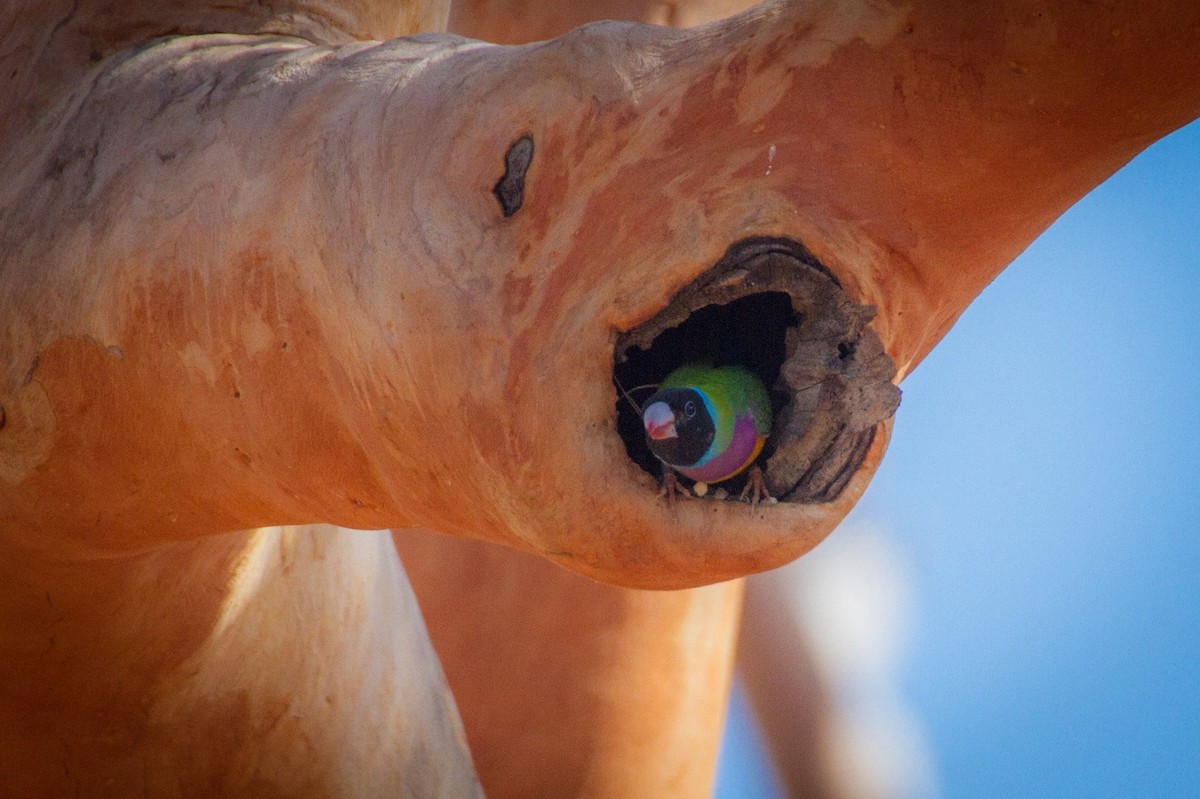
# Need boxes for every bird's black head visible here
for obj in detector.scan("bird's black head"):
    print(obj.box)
[641,387,714,469]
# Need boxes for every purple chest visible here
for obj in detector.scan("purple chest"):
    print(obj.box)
[675,412,763,484]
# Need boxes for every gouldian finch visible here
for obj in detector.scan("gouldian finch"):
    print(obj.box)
[642,364,773,501]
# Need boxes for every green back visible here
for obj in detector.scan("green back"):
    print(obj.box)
[660,364,773,441]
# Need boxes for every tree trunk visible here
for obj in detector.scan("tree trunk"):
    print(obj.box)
[3,1,1200,796]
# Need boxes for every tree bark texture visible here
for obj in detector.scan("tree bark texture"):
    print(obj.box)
[3,1,1200,796]
[0,524,482,797]
[396,530,744,798]
[7,1,1200,585]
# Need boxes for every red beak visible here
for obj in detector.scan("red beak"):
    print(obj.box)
[643,401,678,440]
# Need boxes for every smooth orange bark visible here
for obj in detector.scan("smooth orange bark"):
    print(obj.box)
[397,531,744,798]
[3,1,1200,796]
[403,2,1200,794]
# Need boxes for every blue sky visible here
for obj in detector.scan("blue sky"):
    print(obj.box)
[717,118,1200,797]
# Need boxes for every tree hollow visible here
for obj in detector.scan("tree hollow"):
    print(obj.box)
[614,237,900,503]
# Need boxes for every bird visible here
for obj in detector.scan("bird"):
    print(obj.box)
[641,364,773,504]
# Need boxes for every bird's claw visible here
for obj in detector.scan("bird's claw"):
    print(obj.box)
[660,471,693,507]
[739,466,773,507]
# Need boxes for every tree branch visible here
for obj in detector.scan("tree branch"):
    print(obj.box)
[3,1,1198,589]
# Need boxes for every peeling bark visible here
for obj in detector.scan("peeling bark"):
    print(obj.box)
[4,0,1200,795]
[9,1,1198,583]
[615,236,900,502]
[0,2,901,586]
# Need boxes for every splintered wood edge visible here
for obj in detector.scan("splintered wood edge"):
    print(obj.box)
[614,236,900,504]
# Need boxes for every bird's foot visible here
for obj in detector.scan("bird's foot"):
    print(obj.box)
[660,471,693,507]
[739,466,774,507]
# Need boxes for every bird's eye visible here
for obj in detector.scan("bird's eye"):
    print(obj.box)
[684,400,697,418]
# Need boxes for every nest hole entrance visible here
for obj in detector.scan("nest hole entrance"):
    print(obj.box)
[613,292,798,485]
[612,237,901,504]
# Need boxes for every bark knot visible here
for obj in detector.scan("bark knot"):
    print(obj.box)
[493,133,534,217]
